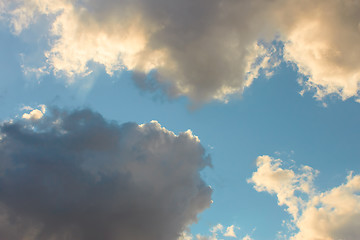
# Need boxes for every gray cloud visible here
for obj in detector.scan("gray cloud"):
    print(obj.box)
[0,108,212,240]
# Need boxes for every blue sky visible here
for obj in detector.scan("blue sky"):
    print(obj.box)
[1,1,360,240]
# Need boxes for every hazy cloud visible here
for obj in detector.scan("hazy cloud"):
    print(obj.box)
[0,108,212,240]
[249,155,360,240]
[242,236,254,240]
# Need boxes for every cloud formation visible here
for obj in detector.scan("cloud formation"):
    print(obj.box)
[1,0,279,103]
[21,104,46,121]
[224,225,237,238]
[179,223,246,240]
[2,0,360,103]
[249,155,360,240]
[280,0,360,101]
[0,108,212,240]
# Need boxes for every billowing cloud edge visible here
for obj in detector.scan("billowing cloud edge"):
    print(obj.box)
[0,106,212,240]
[5,0,360,104]
[249,155,360,240]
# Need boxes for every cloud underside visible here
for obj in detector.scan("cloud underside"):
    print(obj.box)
[0,108,212,240]
[3,0,360,103]
[249,155,360,240]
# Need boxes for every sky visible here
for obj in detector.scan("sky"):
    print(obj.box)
[0,0,360,239]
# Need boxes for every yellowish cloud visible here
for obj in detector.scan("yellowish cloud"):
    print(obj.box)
[3,0,360,103]
[249,155,360,240]
[21,104,46,121]
[224,225,237,238]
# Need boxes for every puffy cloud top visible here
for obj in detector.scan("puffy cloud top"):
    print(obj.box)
[249,155,360,240]
[0,108,212,240]
[21,105,46,121]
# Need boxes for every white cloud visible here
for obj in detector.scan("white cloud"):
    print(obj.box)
[249,155,360,240]
[224,225,237,238]
[242,235,254,240]
[292,172,360,240]
[179,223,247,240]
[248,155,318,220]
[281,0,360,101]
[21,104,46,121]
[198,223,224,240]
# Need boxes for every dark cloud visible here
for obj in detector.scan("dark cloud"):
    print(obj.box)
[0,108,212,240]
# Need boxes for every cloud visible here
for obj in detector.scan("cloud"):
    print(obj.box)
[248,155,318,220]
[224,225,237,238]
[1,0,278,104]
[194,223,225,240]
[242,235,254,240]
[281,0,360,101]
[179,223,247,240]
[249,155,360,240]
[2,0,360,103]
[0,108,212,240]
[21,104,46,121]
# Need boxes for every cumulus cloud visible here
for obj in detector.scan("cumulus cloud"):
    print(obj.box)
[2,0,360,103]
[248,155,318,220]
[0,108,212,240]
[249,155,360,240]
[281,0,360,101]
[1,0,278,103]
[21,104,46,121]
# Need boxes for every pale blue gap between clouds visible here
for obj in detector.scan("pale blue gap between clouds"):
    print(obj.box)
[1,4,360,240]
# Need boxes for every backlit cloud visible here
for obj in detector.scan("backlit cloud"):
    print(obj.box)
[249,155,360,240]
[2,0,359,103]
[280,0,360,101]
[21,104,46,121]
[0,108,212,240]
[0,0,279,103]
